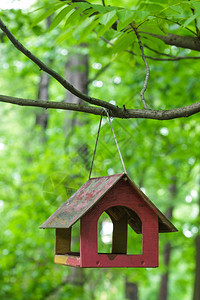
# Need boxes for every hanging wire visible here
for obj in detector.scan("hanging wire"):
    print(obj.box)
[89,115,103,179]
[103,108,127,174]
[89,109,127,179]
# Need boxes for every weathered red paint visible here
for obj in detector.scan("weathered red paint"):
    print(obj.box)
[40,173,178,268]
[80,179,159,268]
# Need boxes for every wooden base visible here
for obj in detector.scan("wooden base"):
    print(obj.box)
[54,253,80,267]
[54,253,158,268]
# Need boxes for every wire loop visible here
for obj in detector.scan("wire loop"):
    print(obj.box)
[89,109,127,179]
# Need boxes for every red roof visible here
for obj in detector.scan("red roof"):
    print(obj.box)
[40,173,177,233]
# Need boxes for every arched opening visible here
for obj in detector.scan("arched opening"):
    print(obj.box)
[98,212,113,253]
[127,223,142,255]
[71,219,80,254]
[97,206,143,255]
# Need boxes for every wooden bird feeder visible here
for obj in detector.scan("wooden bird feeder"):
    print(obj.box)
[40,173,177,268]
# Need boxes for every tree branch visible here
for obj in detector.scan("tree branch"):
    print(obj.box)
[144,44,200,61]
[70,0,200,51]
[1,11,200,121]
[64,0,200,53]
[189,0,200,36]
[0,18,118,113]
[132,26,149,109]
[1,94,200,120]
[99,31,200,61]
[140,32,200,51]
[145,55,200,61]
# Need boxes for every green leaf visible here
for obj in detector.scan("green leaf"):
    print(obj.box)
[64,7,85,28]
[169,5,183,14]
[91,4,107,14]
[56,28,73,44]
[112,31,136,54]
[117,9,134,24]
[78,17,100,43]
[138,1,165,13]
[32,3,65,27]
[184,14,198,27]
[117,9,134,31]
[31,1,66,13]
[99,10,116,26]
[73,2,91,10]
[140,19,168,35]
[142,33,165,52]
[157,19,169,33]
[83,7,98,17]
[191,1,200,14]
[97,11,118,37]
[49,4,76,31]
[135,10,150,20]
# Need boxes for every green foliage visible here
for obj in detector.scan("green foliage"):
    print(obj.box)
[32,0,200,55]
[1,1,200,300]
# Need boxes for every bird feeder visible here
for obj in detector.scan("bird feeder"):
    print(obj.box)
[40,173,177,268]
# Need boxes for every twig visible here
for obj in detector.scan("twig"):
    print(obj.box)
[0,18,118,113]
[144,44,176,58]
[1,94,200,120]
[189,0,200,36]
[191,13,199,36]
[144,45,200,60]
[132,25,149,109]
[155,16,197,36]
[99,34,200,61]
[145,55,200,61]
[102,0,106,6]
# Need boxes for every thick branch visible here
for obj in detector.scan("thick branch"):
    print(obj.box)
[140,32,200,51]
[62,1,200,53]
[0,18,118,113]
[70,0,200,52]
[1,94,200,120]
[99,32,200,61]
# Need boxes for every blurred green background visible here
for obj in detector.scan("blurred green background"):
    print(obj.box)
[0,1,200,299]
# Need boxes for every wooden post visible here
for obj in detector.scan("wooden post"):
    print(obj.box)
[112,215,127,254]
[55,228,71,255]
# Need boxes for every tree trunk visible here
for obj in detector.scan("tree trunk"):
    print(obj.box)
[65,49,90,170]
[193,235,200,300]
[64,48,89,292]
[35,71,49,130]
[158,179,176,300]
[193,173,200,300]
[158,241,171,300]
[35,17,51,134]
[65,51,88,105]
[125,279,138,300]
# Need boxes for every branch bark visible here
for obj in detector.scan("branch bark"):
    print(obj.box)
[140,32,200,52]
[70,0,200,51]
[1,15,200,120]
[99,30,200,61]
[0,18,117,113]
[1,94,200,120]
